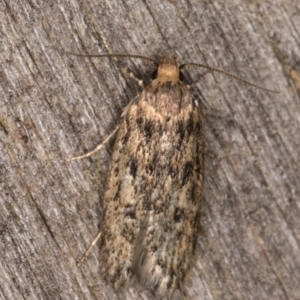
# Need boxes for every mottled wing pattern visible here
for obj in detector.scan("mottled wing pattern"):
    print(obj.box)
[99,82,204,298]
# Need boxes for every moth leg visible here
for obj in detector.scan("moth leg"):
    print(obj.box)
[121,66,145,88]
[186,71,210,88]
[67,125,119,161]
[77,231,102,267]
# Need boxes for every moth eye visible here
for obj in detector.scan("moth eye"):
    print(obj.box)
[151,69,158,80]
[179,71,185,82]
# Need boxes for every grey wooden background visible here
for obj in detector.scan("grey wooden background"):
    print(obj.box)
[0,0,299,299]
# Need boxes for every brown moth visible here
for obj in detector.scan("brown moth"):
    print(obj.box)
[68,52,278,299]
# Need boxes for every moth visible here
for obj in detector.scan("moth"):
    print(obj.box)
[68,52,278,299]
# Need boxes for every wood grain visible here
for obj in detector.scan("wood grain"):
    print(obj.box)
[0,0,299,299]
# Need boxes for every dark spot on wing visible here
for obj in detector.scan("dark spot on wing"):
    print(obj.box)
[128,157,138,178]
[182,162,193,186]
[124,204,136,219]
[174,207,185,223]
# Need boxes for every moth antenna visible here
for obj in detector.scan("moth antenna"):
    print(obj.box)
[179,62,279,93]
[66,52,158,67]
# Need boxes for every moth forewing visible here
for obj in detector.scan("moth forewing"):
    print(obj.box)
[96,57,203,299]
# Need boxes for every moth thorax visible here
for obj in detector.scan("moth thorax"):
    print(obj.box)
[156,63,180,83]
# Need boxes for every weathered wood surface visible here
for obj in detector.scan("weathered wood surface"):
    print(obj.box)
[0,1,299,299]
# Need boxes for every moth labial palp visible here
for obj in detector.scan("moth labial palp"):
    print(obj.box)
[67,50,279,299]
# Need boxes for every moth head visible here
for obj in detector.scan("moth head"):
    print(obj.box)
[154,55,184,83]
